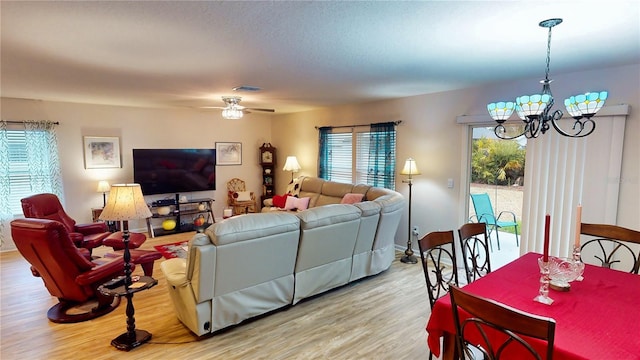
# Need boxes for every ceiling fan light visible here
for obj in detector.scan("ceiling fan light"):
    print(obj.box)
[487,101,515,121]
[222,107,243,120]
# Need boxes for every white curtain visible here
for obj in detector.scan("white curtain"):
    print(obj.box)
[521,113,628,258]
[0,120,63,251]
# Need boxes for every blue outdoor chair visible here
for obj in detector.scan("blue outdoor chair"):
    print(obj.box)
[470,193,519,250]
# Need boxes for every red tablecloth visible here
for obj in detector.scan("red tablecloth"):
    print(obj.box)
[426,252,640,360]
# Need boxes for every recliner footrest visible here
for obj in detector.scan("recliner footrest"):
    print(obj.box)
[103,231,147,250]
[105,249,162,276]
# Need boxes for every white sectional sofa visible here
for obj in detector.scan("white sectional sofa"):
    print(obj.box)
[161,177,404,336]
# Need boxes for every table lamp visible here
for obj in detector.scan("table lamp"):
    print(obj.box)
[283,156,302,183]
[400,158,421,264]
[96,180,111,207]
[99,183,152,350]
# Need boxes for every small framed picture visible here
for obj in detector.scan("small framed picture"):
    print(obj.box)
[216,142,242,165]
[83,136,121,169]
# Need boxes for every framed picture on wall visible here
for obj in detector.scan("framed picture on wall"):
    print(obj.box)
[216,142,242,165]
[83,136,121,169]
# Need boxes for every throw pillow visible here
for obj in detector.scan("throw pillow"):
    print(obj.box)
[272,194,288,208]
[236,191,252,201]
[285,196,310,211]
[341,193,364,204]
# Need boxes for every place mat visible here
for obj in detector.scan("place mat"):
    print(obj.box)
[153,241,188,259]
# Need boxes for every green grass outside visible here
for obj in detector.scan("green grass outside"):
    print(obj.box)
[499,220,522,235]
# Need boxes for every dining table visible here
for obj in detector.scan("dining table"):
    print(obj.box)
[426,252,640,360]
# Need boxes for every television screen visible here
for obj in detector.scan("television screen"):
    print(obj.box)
[133,149,216,195]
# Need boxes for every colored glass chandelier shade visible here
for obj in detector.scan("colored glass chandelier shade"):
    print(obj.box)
[487,102,516,123]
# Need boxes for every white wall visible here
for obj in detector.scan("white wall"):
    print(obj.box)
[1,98,273,242]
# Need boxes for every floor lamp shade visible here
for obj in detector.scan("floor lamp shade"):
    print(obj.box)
[400,158,421,177]
[99,184,151,221]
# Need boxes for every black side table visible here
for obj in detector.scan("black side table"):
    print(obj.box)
[99,275,158,351]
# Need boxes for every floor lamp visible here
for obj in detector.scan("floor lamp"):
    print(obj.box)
[400,158,420,264]
[99,184,153,351]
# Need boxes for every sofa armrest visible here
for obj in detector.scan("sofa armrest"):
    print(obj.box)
[161,258,189,287]
[75,256,126,286]
[75,222,108,235]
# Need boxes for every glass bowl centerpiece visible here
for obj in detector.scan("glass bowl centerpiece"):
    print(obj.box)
[548,256,584,291]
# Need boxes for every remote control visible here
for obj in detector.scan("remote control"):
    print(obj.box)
[103,276,125,289]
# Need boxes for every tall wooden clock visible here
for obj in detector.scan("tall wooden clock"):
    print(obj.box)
[259,143,276,202]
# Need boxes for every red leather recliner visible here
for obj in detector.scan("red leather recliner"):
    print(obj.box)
[10,218,128,323]
[21,193,111,254]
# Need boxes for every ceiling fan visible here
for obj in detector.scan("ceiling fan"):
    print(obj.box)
[201,96,275,119]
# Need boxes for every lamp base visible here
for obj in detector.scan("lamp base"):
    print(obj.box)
[111,329,152,351]
[400,254,417,264]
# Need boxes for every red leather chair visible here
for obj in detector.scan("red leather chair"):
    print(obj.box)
[10,218,128,323]
[21,193,111,254]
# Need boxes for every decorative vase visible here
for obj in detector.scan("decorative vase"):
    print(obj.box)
[162,219,176,231]
[198,203,206,211]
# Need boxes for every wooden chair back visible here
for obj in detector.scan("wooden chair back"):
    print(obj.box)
[580,223,640,274]
[417,230,459,308]
[449,285,556,360]
[458,222,491,284]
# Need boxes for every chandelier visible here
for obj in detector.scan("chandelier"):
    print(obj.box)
[487,18,608,140]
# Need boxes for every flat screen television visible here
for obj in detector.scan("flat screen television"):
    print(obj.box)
[133,148,216,195]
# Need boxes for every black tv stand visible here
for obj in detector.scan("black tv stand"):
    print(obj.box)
[146,196,215,238]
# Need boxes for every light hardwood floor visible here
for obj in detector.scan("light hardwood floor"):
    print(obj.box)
[0,232,435,359]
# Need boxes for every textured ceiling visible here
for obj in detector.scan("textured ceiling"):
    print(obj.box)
[1,1,639,114]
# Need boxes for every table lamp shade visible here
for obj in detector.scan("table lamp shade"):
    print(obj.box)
[96,180,111,193]
[400,158,421,176]
[283,156,302,172]
[99,183,151,221]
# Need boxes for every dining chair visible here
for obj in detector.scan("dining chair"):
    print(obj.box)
[417,230,459,360]
[470,193,519,250]
[580,223,640,274]
[449,285,556,360]
[458,222,492,284]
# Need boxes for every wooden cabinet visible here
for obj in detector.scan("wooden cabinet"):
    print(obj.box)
[259,143,276,204]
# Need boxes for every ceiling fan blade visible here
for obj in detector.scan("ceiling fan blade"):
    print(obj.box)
[199,106,226,109]
[245,107,275,113]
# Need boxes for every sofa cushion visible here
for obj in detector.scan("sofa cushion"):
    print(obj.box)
[296,204,361,230]
[300,176,324,194]
[206,213,300,246]
[354,200,382,217]
[373,194,405,213]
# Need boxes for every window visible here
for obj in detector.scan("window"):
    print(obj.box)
[318,123,396,189]
[0,121,63,216]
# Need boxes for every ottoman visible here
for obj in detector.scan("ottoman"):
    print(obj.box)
[102,231,147,250]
